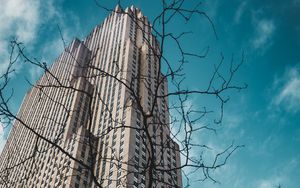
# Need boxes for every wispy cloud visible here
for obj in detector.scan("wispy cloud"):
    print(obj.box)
[273,66,300,113]
[234,1,247,24]
[175,99,247,187]
[0,0,40,42]
[0,0,78,80]
[0,0,70,78]
[28,38,64,82]
[257,179,281,188]
[28,2,81,82]
[252,19,275,49]
[255,158,298,188]
[0,0,41,74]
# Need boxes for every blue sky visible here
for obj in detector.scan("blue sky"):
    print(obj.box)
[0,0,300,187]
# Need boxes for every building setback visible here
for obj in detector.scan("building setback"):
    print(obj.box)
[0,5,182,188]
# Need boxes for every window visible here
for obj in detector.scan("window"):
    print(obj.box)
[134,172,138,178]
[83,181,88,187]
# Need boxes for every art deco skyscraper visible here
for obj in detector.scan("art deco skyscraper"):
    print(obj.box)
[0,5,182,188]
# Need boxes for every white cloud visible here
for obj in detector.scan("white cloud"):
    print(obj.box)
[252,19,275,49]
[0,0,66,77]
[257,180,278,188]
[0,0,40,42]
[274,66,300,112]
[29,65,43,82]
[255,158,298,188]
[0,0,40,75]
[234,1,247,24]
[28,37,66,82]
[173,99,247,187]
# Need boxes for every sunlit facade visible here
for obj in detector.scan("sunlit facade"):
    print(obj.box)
[0,5,182,188]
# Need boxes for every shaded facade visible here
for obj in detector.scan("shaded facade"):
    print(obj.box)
[0,5,182,188]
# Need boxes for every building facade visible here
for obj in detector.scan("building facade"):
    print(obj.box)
[0,5,182,188]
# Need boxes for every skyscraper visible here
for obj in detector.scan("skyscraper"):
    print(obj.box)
[0,5,182,188]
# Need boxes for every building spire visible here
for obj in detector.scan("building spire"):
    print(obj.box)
[115,3,122,12]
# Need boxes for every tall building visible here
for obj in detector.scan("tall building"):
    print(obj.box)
[0,5,182,188]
